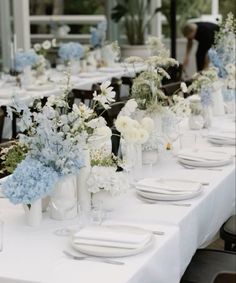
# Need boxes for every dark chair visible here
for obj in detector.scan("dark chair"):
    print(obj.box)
[181,249,236,283]
[0,106,18,141]
[213,272,236,283]
[220,215,236,252]
[72,83,100,107]
[162,64,183,85]
[161,81,181,97]
[0,107,5,143]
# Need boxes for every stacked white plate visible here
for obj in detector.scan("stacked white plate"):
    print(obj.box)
[207,131,235,146]
[98,67,125,73]
[0,88,25,99]
[26,83,55,91]
[78,72,106,78]
[135,178,203,201]
[177,149,233,167]
[71,225,153,257]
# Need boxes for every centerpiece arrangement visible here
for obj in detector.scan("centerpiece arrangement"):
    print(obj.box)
[2,75,116,225]
[187,67,218,127]
[208,13,236,112]
[58,42,85,74]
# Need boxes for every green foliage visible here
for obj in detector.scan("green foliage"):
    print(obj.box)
[112,0,161,45]
[0,143,28,175]
[219,0,236,18]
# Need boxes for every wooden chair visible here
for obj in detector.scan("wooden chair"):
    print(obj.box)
[213,273,236,283]
[0,106,18,141]
[0,107,5,143]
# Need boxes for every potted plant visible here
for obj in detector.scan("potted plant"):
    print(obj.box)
[111,0,161,58]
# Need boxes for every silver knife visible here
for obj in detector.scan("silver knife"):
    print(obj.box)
[63,250,125,265]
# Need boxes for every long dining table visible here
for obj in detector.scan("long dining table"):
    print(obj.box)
[0,63,145,139]
[0,114,235,283]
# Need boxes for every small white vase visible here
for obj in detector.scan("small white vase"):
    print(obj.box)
[23,199,42,227]
[69,60,81,75]
[77,149,91,213]
[188,114,204,130]
[50,175,78,220]
[21,66,33,86]
[202,106,212,129]
[101,45,117,67]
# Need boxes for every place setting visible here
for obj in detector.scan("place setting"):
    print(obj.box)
[206,130,235,146]
[133,178,205,206]
[177,148,233,169]
[62,224,155,264]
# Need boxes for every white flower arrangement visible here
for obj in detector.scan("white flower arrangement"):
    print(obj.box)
[170,95,191,118]
[3,78,115,205]
[87,150,129,196]
[115,116,153,144]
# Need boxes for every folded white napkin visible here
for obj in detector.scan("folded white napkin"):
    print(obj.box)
[73,226,151,249]
[178,150,231,162]
[136,179,201,195]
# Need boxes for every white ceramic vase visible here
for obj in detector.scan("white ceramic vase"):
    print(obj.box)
[69,60,81,75]
[21,66,33,86]
[50,175,78,220]
[23,199,42,227]
[211,81,225,116]
[188,114,204,130]
[101,45,117,67]
[77,148,91,213]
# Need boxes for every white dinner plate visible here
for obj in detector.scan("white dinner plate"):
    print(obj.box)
[0,88,25,98]
[177,149,233,167]
[98,67,124,73]
[78,72,106,78]
[136,188,203,201]
[135,178,203,201]
[208,137,235,146]
[71,225,154,258]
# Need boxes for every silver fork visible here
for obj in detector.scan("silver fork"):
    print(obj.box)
[63,250,125,265]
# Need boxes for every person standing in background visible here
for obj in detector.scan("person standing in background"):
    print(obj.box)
[182,22,219,72]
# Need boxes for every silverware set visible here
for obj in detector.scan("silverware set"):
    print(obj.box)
[63,250,125,265]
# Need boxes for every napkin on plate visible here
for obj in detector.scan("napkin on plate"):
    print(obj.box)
[177,150,231,162]
[135,179,201,195]
[73,225,152,249]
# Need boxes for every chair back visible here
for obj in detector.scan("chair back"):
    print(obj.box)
[213,272,236,283]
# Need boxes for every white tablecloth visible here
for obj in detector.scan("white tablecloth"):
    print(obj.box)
[0,200,180,283]
[0,116,235,283]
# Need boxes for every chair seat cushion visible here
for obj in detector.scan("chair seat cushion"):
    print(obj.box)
[223,216,236,235]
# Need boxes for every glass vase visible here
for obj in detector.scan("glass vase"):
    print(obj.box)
[77,148,91,213]
[50,175,78,220]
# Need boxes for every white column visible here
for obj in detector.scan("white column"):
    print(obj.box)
[150,0,162,39]
[13,0,31,50]
[211,0,219,16]
[0,0,12,70]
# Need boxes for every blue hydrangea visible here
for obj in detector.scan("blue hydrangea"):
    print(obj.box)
[201,88,213,107]
[58,42,84,61]
[208,48,227,78]
[222,86,236,102]
[15,50,39,72]
[90,20,107,48]
[2,157,60,204]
